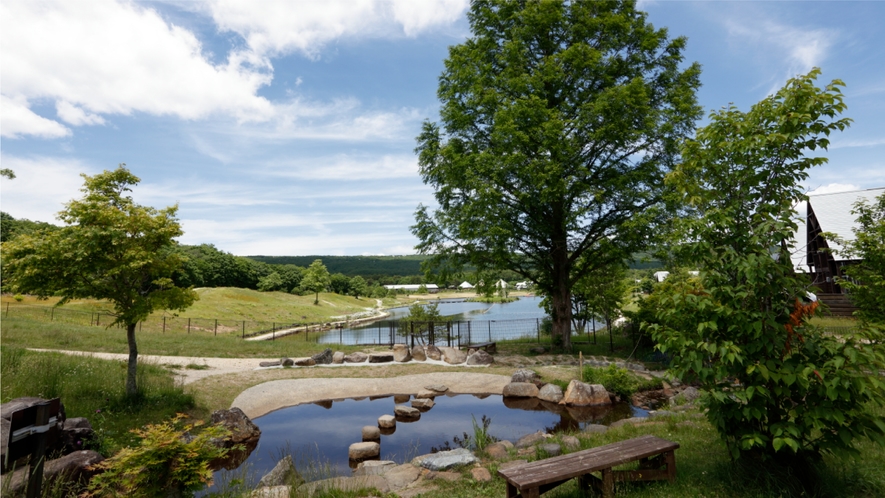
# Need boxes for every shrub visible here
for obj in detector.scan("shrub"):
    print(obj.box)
[582,364,640,399]
[84,414,235,498]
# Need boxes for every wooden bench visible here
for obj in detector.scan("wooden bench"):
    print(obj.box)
[497,435,678,498]
[465,342,496,354]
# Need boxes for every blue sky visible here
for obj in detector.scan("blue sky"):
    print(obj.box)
[2,0,883,256]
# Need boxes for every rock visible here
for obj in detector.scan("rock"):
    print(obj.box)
[353,460,396,476]
[1,450,104,496]
[368,353,394,363]
[250,485,291,498]
[297,476,389,497]
[511,369,540,383]
[349,442,380,460]
[258,455,303,487]
[332,351,345,364]
[425,345,442,360]
[293,357,316,367]
[313,400,333,409]
[583,424,608,434]
[485,440,513,459]
[471,467,493,482]
[539,444,562,457]
[560,381,611,406]
[503,396,540,411]
[503,382,540,398]
[394,405,420,418]
[280,358,295,367]
[411,398,434,409]
[210,407,261,446]
[670,386,701,406]
[394,394,411,403]
[530,346,546,354]
[362,426,381,441]
[466,350,494,365]
[380,463,421,490]
[415,389,437,399]
[378,415,396,428]
[411,346,427,361]
[311,348,334,365]
[538,383,564,403]
[260,361,281,367]
[424,384,449,393]
[392,344,412,362]
[561,435,580,451]
[59,417,95,453]
[440,347,467,364]
[515,431,547,449]
[413,448,477,471]
[344,352,368,363]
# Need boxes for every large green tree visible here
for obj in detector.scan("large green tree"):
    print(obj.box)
[412,0,701,349]
[1,166,197,396]
[652,70,884,465]
[301,259,331,305]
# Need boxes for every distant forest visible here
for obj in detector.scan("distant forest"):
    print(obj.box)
[248,255,428,278]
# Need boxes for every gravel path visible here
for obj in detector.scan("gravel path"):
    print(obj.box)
[231,372,512,419]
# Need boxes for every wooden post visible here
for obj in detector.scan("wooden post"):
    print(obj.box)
[97,314,100,326]
[242,321,245,339]
[5,302,9,317]
[162,316,165,333]
[214,319,218,336]
[25,402,51,498]
[187,318,191,334]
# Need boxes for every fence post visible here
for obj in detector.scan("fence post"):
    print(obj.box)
[4,302,8,317]
[430,321,434,346]
[187,318,191,334]
[448,322,452,348]
[457,322,461,348]
[488,321,492,342]
[162,316,165,333]
[410,322,414,349]
[97,314,100,326]
[378,322,381,345]
[214,319,217,337]
[536,318,540,343]
[25,402,51,498]
[339,326,342,345]
[242,321,245,339]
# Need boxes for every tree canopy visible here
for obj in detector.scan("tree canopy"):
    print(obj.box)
[412,0,701,349]
[301,259,331,305]
[1,165,197,396]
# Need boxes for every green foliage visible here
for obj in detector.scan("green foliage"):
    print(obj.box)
[256,271,284,292]
[85,414,233,498]
[401,301,451,343]
[0,210,59,243]
[173,244,304,291]
[412,0,702,350]
[0,168,15,179]
[301,259,332,305]
[652,69,885,463]
[248,254,428,280]
[348,275,368,299]
[582,364,640,399]
[1,165,198,396]
[831,192,885,330]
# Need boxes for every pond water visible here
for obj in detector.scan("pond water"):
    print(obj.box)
[210,393,646,488]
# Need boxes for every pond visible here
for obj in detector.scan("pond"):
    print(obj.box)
[210,393,646,488]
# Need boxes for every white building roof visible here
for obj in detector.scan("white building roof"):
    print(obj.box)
[383,284,439,291]
[458,281,474,289]
[808,187,883,260]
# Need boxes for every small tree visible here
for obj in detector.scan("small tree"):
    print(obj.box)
[1,166,197,396]
[652,70,885,465]
[301,259,331,305]
[349,275,368,299]
[401,301,450,344]
[257,272,283,292]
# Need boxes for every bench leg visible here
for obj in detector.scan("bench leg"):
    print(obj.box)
[601,468,614,498]
[506,482,518,498]
[664,450,676,483]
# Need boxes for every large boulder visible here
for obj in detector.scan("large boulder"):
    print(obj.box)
[61,417,95,453]
[352,460,396,476]
[260,361,281,367]
[344,352,368,363]
[1,450,104,496]
[210,407,261,446]
[257,455,304,488]
[411,346,427,361]
[368,353,394,363]
[502,382,540,398]
[538,384,564,403]
[412,448,477,471]
[560,381,611,406]
[466,350,494,365]
[294,357,316,367]
[348,442,380,460]
[392,344,411,362]
[311,348,334,365]
[332,351,345,364]
[424,345,442,361]
[511,369,540,384]
[440,347,467,364]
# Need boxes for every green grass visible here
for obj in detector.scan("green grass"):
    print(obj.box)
[0,317,369,358]
[0,346,197,455]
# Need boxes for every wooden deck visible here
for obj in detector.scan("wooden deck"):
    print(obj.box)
[497,435,679,498]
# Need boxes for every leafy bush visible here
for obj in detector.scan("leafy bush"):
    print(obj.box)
[85,414,234,498]
[582,364,640,399]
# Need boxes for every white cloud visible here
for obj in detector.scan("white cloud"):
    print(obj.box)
[1,0,274,138]
[0,155,92,222]
[269,154,418,180]
[1,95,71,139]
[830,137,885,149]
[204,0,468,58]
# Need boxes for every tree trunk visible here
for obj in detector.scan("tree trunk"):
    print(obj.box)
[551,238,572,351]
[314,292,319,305]
[126,322,138,397]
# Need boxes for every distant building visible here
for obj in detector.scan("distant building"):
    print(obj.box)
[383,284,439,293]
[515,281,531,290]
[653,271,670,282]
[458,281,474,290]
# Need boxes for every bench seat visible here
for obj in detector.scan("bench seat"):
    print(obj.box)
[497,434,678,498]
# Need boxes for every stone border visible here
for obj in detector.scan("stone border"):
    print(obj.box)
[231,372,512,419]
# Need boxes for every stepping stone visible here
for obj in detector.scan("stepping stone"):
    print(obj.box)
[362,426,380,441]
[394,405,420,419]
[378,415,396,428]
[411,398,434,409]
[348,442,380,460]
